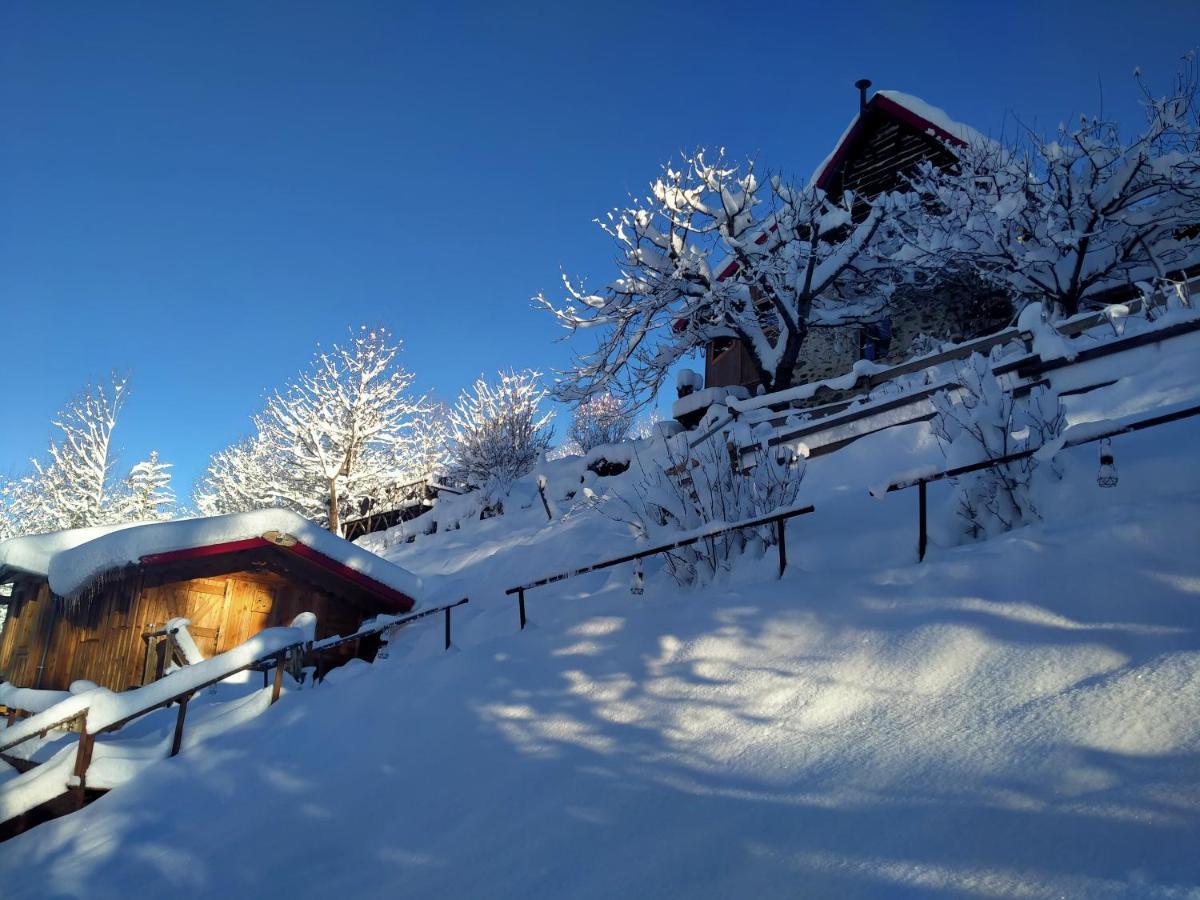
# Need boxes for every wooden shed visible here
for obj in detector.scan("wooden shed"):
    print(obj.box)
[0,510,421,693]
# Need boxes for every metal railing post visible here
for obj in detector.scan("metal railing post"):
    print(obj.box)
[444,605,452,650]
[170,694,190,757]
[918,479,928,562]
[776,516,787,578]
[518,589,527,630]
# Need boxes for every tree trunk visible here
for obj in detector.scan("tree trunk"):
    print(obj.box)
[327,478,340,535]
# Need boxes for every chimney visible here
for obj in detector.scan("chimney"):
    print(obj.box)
[855,78,872,113]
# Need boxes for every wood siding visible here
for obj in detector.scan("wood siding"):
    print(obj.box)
[0,563,390,693]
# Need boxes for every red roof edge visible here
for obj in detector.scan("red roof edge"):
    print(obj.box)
[139,536,416,613]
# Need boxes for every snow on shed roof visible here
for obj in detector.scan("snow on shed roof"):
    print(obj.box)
[0,523,136,581]
[3,509,424,607]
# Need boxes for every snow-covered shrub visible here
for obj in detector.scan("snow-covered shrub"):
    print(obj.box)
[597,428,806,585]
[931,353,1066,541]
[449,370,554,499]
[568,394,635,454]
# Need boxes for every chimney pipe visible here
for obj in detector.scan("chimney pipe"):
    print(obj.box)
[855,78,872,113]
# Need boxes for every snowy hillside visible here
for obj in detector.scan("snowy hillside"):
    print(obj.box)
[1,348,1198,897]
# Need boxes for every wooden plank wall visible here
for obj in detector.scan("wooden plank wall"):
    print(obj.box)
[1,569,373,692]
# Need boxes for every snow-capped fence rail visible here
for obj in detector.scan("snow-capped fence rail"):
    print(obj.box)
[0,596,469,840]
[875,400,1200,561]
[505,505,816,629]
[730,310,1200,470]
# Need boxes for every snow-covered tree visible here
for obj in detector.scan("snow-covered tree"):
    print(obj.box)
[537,149,917,404]
[116,450,176,522]
[195,328,427,535]
[931,353,1066,540]
[568,394,635,454]
[194,435,285,519]
[0,374,178,535]
[449,370,554,491]
[906,62,1200,318]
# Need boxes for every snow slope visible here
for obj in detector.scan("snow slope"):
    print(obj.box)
[0,345,1197,898]
[0,424,1197,897]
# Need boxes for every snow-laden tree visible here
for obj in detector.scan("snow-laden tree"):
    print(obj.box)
[449,370,554,492]
[537,150,916,404]
[931,353,1066,540]
[906,62,1200,318]
[4,375,127,533]
[194,435,288,519]
[196,328,427,535]
[568,393,635,454]
[0,374,178,535]
[115,450,176,522]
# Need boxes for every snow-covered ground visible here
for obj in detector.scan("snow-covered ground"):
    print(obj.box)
[0,339,1197,898]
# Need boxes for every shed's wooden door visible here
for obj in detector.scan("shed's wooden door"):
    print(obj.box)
[181,578,231,658]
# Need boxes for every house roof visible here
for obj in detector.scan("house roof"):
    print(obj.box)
[708,89,983,286]
[0,509,423,610]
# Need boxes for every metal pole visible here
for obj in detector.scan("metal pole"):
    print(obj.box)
[518,589,527,631]
[776,517,787,578]
[444,606,451,650]
[918,479,928,562]
[170,695,190,757]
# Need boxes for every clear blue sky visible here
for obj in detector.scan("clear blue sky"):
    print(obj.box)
[2,1,1197,500]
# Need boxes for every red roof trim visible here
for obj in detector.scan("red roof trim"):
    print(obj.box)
[139,536,415,613]
[141,537,269,566]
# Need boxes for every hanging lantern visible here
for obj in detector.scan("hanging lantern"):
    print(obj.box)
[1097,438,1118,488]
[631,557,645,595]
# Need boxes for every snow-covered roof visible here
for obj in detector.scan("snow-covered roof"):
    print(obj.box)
[1,509,424,607]
[0,523,135,582]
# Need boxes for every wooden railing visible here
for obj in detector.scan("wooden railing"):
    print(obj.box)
[504,505,816,629]
[875,401,1200,561]
[0,597,469,818]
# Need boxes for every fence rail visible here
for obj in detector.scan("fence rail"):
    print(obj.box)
[0,596,469,814]
[877,401,1200,561]
[504,505,816,629]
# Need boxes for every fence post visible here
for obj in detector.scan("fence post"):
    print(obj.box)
[775,516,788,578]
[918,479,928,563]
[170,694,190,757]
[72,718,95,790]
[270,651,287,705]
[444,605,452,650]
[518,589,527,631]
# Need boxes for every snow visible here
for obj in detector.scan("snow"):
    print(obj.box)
[0,684,72,714]
[0,523,133,580]
[43,508,425,602]
[670,385,750,420]
[164,618,206,665]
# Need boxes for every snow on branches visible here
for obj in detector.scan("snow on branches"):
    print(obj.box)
[568,394,636,454]
[537,150,916,404]
[194,327,432,535]
[0,374,177,535]
[449,370,554,493]
[906,60,1200,317]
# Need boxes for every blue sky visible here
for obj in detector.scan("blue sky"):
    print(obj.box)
[2,1,1197,500]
